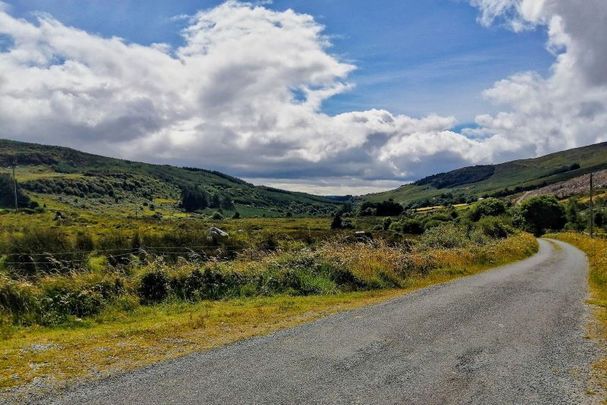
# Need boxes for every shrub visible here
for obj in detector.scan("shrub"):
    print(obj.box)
[514,196,566,236]
[390,218,424,235]
[469,198,507,221]
[331,213,344,229]
[358,200,403,216]
[138,270,169,303]
[40,288,104,320]
[476,217,513,239]
[420,223,470,249]
[170,267,241,301]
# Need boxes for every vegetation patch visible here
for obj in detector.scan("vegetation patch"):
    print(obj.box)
[549,233,607,395]
[0,232,536,396]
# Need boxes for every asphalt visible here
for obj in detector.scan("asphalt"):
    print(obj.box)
[47,239,598,404]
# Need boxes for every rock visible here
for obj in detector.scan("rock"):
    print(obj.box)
[208,227,229,242]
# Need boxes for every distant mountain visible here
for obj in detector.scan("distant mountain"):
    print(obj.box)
[365,142,607,207]
[0,139,340,216]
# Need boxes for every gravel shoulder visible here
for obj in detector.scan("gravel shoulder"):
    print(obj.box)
[47,239,598,404]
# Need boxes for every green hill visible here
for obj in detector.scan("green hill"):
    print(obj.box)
[0,139,340,217]
[366,142,607,207]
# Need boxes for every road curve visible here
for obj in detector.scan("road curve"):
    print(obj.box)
[50,239,597,404]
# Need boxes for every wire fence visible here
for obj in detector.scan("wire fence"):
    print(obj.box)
[1,244,247,265]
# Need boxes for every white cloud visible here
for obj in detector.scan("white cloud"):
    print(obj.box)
[467,0,607,160]
[0,0,605,195]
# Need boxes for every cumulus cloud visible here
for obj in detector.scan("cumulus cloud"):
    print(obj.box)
[0,0,605,194]
[467,0,607,160]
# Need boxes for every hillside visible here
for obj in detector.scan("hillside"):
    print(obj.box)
[0,139,340,217]
[515,169,607,202]
[366,142,607,207]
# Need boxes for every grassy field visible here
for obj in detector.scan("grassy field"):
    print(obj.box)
[0,232,537,395]
[549,233,607,394]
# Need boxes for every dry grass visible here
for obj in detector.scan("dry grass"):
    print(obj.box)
[550,232,607,396]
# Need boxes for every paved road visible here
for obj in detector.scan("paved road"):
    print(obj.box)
[50,239,597,404]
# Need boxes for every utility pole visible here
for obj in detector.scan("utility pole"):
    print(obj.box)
[12,161,18,211]
[589,172,594,238]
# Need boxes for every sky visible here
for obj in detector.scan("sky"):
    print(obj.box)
[0,0,605,195]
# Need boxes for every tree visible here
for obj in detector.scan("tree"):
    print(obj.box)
[468,198,507,221]
[358,200,403,217]
[180,186,209,212]
[515,196,566,236]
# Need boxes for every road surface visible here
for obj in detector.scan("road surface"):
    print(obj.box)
[49,239,597,404]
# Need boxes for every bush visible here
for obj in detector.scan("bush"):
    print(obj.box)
[477,217,513,239]
[469,198,507,221]
[514,196,566,236]
[138,270,169,303]
[390,218,424,235]
[170,267,243,301]
[331,213,344,229]
[420,223,470,249]
[358,200,403,217]
[41,288,104,321]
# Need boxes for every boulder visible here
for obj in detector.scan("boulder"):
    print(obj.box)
[208,227,229,242]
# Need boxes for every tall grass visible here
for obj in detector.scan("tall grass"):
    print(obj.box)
[549,232,607,392]
[0,231,537,328]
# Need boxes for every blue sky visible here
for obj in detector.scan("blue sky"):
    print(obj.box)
[8,0,552,122]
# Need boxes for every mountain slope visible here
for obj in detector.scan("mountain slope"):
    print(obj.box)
[366,142,607,206]
[0,139,339,216]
